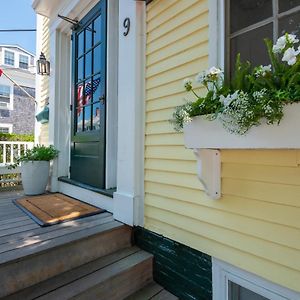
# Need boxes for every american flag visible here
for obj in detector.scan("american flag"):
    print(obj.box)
[77,78,101,115]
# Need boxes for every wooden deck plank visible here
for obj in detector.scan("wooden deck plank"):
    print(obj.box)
[0,214,114,254]
[35,251,153,300]
[0,219,35,231]
[0,223,39,238]
[5,247,141,300]
[152,290,179,300]
[0,216,29,226]
[0,220,123,264]
[125,282,164,300]
[0,212,112,245]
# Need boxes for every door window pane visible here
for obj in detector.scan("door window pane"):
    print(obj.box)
[279,0,300,13]
[77,31,84,57]
[77,57,84,82]
[85,25,93,51]
[92,102,101,130]
[92,76,102,103]
[230,0,272,33]
[84,79,92,105]
[230,24,273,75]
[93,45,101,74]
[76,108,83,132]
[94,16,102,45]
[85,51,92,78]
[84,105,92,131]
[228,281,269,300]
[279,11,300,37]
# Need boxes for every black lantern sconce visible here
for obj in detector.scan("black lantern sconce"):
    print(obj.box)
[37,52,50,75]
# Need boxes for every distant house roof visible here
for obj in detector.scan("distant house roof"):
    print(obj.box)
[0,45,35,57]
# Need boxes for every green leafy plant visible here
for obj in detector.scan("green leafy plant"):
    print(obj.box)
[171,33,300,135]
[9,145,59,169]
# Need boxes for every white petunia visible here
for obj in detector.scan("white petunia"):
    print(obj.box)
[282,47,299,65]
[273,36,287,53]
[255,64,272,77]
[287,33,299,44]
[208,66,223,76]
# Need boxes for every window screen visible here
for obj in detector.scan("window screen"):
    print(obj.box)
[19,54,29,69]
[4,50,14,66]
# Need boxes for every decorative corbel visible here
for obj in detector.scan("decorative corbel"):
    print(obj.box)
[193,149,221,199]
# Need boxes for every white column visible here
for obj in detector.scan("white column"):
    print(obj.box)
[48,29,71,192]
[114,0,146,226]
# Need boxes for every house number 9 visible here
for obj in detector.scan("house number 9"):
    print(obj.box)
[123,18,130,36]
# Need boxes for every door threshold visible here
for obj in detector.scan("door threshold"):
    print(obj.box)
[58,177,115,198]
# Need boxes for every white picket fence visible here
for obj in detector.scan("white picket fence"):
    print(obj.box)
[0,142,34,185]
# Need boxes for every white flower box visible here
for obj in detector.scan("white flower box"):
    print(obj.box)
[184,103,300,149]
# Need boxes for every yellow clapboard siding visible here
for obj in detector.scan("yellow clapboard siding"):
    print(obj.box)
[145,169,203,190]
[147,27,208,67]
[146,13,208,55]
[145,133,184,146]
[146,74,208,101]
[145,194,300,250]
[144,205,300,271]
[146,44,208,85]
[144,217,300,292]
[222,163,300,185]
[146,107,174,123]
[145,0,300,291]
[144,180,300,227]
[222,177,300,207]
[145,145,195,161]
[146,0,179,22]
[147,0,201,32]
[221,149,298,166]
[145,158,196,174]
[147,0,208,43]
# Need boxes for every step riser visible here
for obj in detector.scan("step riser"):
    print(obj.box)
[75,257,153,300]
[0,226,132,298]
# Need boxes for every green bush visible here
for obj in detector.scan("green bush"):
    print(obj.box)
[0,133,34,142]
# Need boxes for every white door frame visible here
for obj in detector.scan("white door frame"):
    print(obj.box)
[114,0,146,226]
[35,0,146,226]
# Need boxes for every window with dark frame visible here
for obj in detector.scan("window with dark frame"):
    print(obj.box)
[227,0,300,76]
[4,50,14,66]
[0,85,11,109]
[19,54,29,69]
[0,127,10,133]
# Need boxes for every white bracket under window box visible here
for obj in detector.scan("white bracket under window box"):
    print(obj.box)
[184,103,300,200]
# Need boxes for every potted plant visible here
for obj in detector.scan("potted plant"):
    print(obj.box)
[10,145,59,195]
[171,33,300,149]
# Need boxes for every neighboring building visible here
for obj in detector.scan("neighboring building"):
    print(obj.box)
[33,1,300,300]
[0,45,35,134]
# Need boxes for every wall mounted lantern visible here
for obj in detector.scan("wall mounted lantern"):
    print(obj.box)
[37,52,50,75]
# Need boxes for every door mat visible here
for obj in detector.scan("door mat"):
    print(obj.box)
[13,193,105,227]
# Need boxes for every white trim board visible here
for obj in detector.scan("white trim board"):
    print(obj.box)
[58,181,113,212]
[212,258,300,300]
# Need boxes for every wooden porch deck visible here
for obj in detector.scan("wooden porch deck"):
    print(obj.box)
[0,190,116,263]
[0,190,178,299]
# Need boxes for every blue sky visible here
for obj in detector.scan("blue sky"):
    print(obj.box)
[0,0,36,54]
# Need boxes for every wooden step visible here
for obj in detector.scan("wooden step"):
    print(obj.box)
[0,213,132,298]
[125,282,179,300]
[5,247,153,300]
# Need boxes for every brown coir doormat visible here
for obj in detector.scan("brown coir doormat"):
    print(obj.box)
[14,193,105,227]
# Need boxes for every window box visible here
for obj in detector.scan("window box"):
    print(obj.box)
[184,103,300,149]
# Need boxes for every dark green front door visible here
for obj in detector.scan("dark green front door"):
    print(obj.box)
[70,1,106,189]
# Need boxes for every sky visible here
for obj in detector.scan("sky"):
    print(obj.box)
[0,0,36,54]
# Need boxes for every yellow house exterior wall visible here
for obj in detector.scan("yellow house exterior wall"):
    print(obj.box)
[145,0,300,292]
[36,16,50,145]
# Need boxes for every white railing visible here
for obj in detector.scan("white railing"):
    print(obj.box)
[0,141,34,175]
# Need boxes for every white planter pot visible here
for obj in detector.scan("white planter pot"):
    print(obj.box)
[184,103,300,149]
[21,161,50,195]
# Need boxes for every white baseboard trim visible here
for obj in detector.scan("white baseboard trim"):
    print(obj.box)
[113,192,133,226]
[58,181,113,212]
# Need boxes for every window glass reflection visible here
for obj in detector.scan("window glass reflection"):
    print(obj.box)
[92,103,101,130]
[84,105,92,131]
[77,31,84,57]
[85,51,92,78]
[76,108,83,133]
[94,16,102,45]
